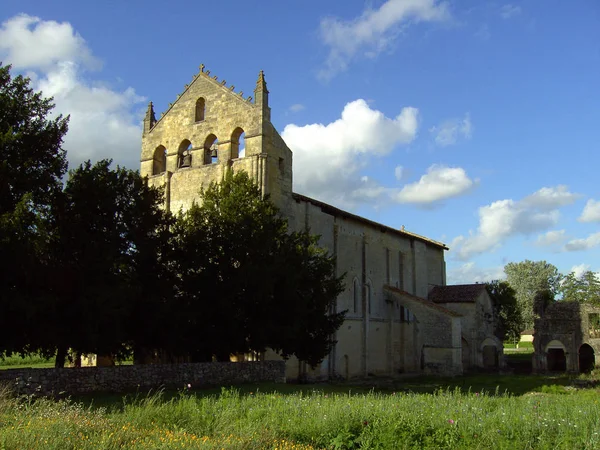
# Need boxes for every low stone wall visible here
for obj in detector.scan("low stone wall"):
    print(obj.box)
[0,361,286,396]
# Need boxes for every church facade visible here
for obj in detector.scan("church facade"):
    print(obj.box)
[140,66,502,379]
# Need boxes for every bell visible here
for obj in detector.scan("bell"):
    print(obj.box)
[210,148,218,158]
[181,152,192,168]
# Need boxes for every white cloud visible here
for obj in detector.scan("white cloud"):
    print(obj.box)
[288,103,305,113]
[0,14,99,70]
[452,186,580,260]
[521,185,581,210]
[570,264,590,279]
[564,232,600,252]
[394,165,404,181]
[429,113,472,147]
[394,165,476,204]
[535,229,567,247]
[282,99,418,208]
[318,0,450,79]
[500,5,522,19]
[0,15,144,170]
[579,199,600,223]
[447,262,505,285]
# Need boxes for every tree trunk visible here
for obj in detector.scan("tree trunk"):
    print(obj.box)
[55,345,67,368]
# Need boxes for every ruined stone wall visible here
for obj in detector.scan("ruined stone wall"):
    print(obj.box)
[0,361,286,396]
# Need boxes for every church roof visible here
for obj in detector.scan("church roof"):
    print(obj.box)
[292,193,448,250]
[383,285,462,317]
[428,284,487,304]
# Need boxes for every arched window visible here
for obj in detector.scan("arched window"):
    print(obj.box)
[353,278,360,315]
[178,139,193,168]
[152,145,167,175]
[195,98,205,122]
[204,134,218,164]
[230,127,246,159]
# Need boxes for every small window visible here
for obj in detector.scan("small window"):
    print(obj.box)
[195,98,205,122]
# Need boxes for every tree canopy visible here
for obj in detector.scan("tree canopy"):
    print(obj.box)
[559,270,600,305]
[504,260,562,330]
[485,280,521,341]
[172,170,346,366]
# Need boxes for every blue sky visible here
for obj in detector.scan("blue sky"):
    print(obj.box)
[1,0,599,283]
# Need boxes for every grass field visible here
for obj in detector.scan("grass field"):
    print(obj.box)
[1,372,599,449]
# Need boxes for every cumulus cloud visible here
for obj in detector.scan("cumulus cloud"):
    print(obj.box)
[579,199,600,223]
[535,229,567,247]
[393,165,476,205]
[318,0,450,79]
[446,262,505,285]
[0,14,144,170]
[500,4,522,19]
[429,113,472,147]
[282,99,418,207]
[570,264,591,279]
[451,186,580,260]
[564,232,600,252]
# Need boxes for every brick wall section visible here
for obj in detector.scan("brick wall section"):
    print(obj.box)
[0,361,286,396]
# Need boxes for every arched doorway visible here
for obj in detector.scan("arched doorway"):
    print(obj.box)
[579,344,595,373]
[545,340,566,372]
[481,338,499,369]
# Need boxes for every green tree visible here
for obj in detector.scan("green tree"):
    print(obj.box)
[485,280,521,342]
[504,260,562,330]
[173,170,345,366]
[0,64,69,359]
[47,160,173,367]
[560,271,600,304]
[0,64,68,214]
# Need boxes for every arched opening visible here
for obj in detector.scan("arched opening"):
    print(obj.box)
[545,340,567,372]
[152,145,167,175]
[461,337,470,370]
[231,127,246,159]
[352,278,360,315]
[195,98,205,122]
[178,139,193,169]
[482,346,498,369]
[579,344,595,373]
[204,134,219,165]
[481,337,499,369]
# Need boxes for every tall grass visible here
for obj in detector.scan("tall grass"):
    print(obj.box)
[1,383,600,449]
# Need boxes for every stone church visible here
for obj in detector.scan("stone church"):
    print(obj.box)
[140,66,503,379]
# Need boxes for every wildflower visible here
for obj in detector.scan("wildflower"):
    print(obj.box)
[448,419,455,425]
[363,421,368,426]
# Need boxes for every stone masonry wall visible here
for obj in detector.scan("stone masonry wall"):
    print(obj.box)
[0,361,286,396]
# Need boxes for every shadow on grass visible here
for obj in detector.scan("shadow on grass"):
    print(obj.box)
[71,372,577,412]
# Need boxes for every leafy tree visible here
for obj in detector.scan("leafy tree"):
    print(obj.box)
[173,170,345,366]
[0,64,69,359]
[560,271,600,304]
[504,260,562,330]
[47,160,173,367]
[485,280,521,341]
[0,63,68,214]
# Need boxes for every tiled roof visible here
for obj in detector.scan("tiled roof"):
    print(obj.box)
[383,285,462,317]
[428,284,487,304]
